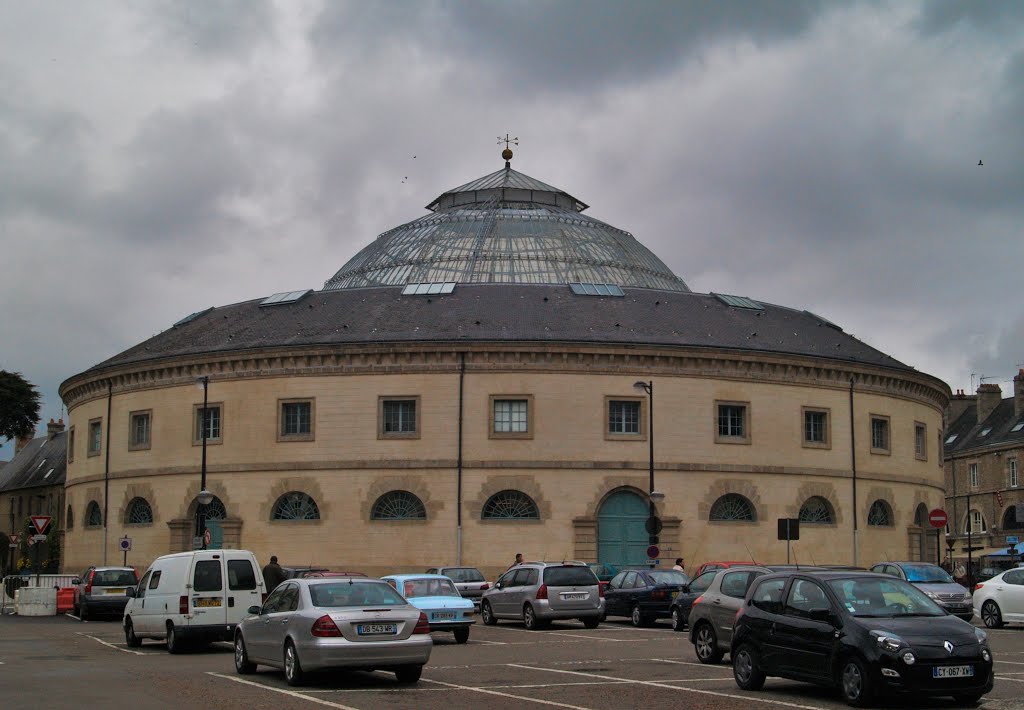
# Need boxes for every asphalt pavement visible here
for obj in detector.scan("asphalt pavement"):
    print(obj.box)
[2,612,1024,709]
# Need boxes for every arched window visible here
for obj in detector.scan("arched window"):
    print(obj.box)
[198,496,227,521]
[482,490,540,520]
[66,505,74,530]
[867,500,893,527]
[1002,506,1024,530]
[798,496,835,524]
[371,491,427,520]
[709,494,756,522]
[964,509,987,534]
[913,503,928,527]
[272,492,320,520]
[85,500,103,528]
[124,497,153,525]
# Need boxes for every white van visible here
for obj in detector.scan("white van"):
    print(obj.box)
[122,549,265,653]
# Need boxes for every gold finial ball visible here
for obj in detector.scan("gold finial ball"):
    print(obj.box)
[502,148,513,161]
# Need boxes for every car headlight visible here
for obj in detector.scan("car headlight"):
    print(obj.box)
[871,631,906,652]
[923,591,940,600]
[901,651,916,665]
[982,648,991,662]
[975,627,988,644]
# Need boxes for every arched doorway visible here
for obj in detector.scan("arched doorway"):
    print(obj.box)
[186,496,227,549]
[597,490,648,567]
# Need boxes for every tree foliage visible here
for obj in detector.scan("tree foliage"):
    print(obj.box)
[0,370,41,442]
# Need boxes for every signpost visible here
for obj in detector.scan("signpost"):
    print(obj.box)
[28,515,52,586]
[777,518,800,564]
[929,509,947,566]
[119,536,132,566]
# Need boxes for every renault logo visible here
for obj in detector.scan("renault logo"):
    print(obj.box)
[944,641,954,654]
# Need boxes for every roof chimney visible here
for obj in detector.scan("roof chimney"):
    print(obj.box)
[47,418,65,440]
[14,433,34,456]
[946,388,977,425]
[1015,369,1024,418]
[977,383,1002,423]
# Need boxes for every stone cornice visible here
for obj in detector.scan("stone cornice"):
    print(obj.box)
[60,342,950,413]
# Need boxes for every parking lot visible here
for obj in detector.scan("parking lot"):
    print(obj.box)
[3,613,1024,709]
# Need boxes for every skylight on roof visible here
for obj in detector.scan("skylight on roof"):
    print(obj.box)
[44,468,54,479]
[714,293,763,310]
[260,289,312,307]
[173,307,213,327]
[402,282,456,296]
[980,427,992,437]
[1012,421,1024,433]
[945,434,958,444]
[569,283,624,297]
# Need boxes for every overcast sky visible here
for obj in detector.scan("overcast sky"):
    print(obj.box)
[2,1,1023,459]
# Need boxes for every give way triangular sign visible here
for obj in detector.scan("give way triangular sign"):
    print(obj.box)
[30,515,52,535]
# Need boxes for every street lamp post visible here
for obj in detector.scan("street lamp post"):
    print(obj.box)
[634,381,661,569]
[194,376,214,549]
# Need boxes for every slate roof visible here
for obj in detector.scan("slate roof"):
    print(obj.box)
[944,398,1024,456]
[0,432,67,493]
[79,284,913,376]
[439,166,568,199]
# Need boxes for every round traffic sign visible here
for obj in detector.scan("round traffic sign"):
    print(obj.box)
[119,537,132,552]
[646,545,660,559]
[645,516,663,535]
[928,508,948,529]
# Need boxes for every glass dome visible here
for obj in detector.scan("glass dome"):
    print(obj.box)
[323,164,689,292]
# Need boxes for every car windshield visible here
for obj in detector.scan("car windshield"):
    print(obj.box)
[443,568,485,583]
[309,582,406,607]
[690,571,717,592]
[403,579,460,598]
[827,577,946,617]
[900,564,954,584]
[93,570,137,586]
[647,570,689,585]
[544,566,598,586]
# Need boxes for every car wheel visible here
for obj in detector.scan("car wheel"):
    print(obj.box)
[733,643,766,691]
[124,618,142,648]
[582,616,600,629]
[839,657,875,707]
[694,622,724,664]
[481,601,497,626]
[166,623,182,654]
[454,627,470,644]
[952,692,983,706]
[671,607,686,632]
[631,604,649,628]
[284,640,304,686]
[234,633,256,674]
[395,664,423,684]
[981,600,1004,629]
[523,604,540,630]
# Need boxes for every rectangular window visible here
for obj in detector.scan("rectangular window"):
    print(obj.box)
[870,415,890,454]
[970,510,985,533]
[148,571,162,590]
[489,395,533,439]
[1011,459,1019,488]
[715,401,750,444]
[378,397,420,439]
[193,403,223,445]
[606,397,644,439]
[192,560,223,592]
[278,399,315,441]
[969,462,979,489]
[802,408,830,449]
[227,560,257,590]
[87,418,102,457]
[129,410,152,451]
[914,422,927,461]
[67,426,75,464]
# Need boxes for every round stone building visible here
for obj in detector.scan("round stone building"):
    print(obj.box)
[60,154,950,578]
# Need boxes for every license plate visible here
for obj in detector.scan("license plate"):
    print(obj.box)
[561,592,587,600]
[106,588,126,595]
[933,665,973,679]
[194,598,221,608]
[432,612,456,621]
[357,623,397,635]
[671,591,679,600]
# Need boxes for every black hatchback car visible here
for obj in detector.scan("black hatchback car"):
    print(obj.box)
[731,571,993,707]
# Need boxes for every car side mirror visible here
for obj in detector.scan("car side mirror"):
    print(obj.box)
[809,608,834,624]
[247,605,262,615]
[125,587,136,598]
[682,584,690,593]
[495,582,503,590]
[72,578,81,585]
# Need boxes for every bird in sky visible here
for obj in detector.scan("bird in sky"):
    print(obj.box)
[978,159,984,166]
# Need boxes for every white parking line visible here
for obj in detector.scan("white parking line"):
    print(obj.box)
[996,676,1024,684]
[65,613,83,621]
[469,639,507,645]
[207,673,361,709]
[654,658,734,671]
[995,659,1024,665]
[419,678,595,709]
[76,632,146,656]
[508,663,830,710]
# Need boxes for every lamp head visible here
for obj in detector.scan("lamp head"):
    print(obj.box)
[197,489,214,506]
[196,375,209,390]
[633,380,650,392]
[650,490,666,502]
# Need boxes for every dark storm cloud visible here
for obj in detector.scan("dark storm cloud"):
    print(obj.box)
[146,0,275,56]
[310,0,829,90]
[915,0,1024,37]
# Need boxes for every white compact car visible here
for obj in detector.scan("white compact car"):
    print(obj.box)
[974,567,1024,628]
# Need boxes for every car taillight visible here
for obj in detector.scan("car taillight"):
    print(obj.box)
[311,615,342,637]
[651,590,667,600]
[84,570,94,595]
[480,583,490,590]
[536,584,548,600]
[693,595,704,606]
[179,596,188,614]
[735,605,745,623]
[974,583,984,591]
[598,583,605,598]
[413,612,431,634]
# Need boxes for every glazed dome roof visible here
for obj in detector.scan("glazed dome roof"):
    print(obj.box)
[323,163,690,292]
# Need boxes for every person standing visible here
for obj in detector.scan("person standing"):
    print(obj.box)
[672,558,685,573]
[262,555,286,592]
[508,552,524,570]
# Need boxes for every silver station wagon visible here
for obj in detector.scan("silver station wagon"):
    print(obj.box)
[481,561,604,629]
[233,577,432,686]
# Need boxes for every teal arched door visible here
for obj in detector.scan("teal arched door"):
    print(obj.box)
[598,491,648,567]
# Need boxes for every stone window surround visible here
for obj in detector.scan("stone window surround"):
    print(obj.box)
[489,394,534,440]
[87,418,102,457]
[378,395,421,440]
[277,398,315,442]
[129,409,152,451]
[968,461,979,489]
[914,420,927,462]
[715,400,751,445]
[801,406,831,450]
[869,413,891,456]
[192,401,224,446]
[1009,458,1018,488]
[604,395,647,441]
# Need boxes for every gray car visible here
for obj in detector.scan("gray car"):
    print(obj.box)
[233,577,432,686]
[870,562,973,621]
[480,561,604,629]
[424,566,490,607]
[71,566,139,620]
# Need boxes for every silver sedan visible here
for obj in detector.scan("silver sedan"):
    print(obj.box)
[234,577,433,686]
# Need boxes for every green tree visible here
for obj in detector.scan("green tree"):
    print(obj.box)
[0,370,41,443]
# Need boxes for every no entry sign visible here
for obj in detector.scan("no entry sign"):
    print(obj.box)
[928,508,948,529]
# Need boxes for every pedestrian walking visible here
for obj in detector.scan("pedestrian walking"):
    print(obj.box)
[262,555,286,592]
[672,558,685,573]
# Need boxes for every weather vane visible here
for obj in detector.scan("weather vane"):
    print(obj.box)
[498,134,519,166]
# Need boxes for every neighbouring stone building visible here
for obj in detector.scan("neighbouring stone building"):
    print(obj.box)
[59,152,950,579]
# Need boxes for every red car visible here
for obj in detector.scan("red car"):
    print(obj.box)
[694,561,761,576]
